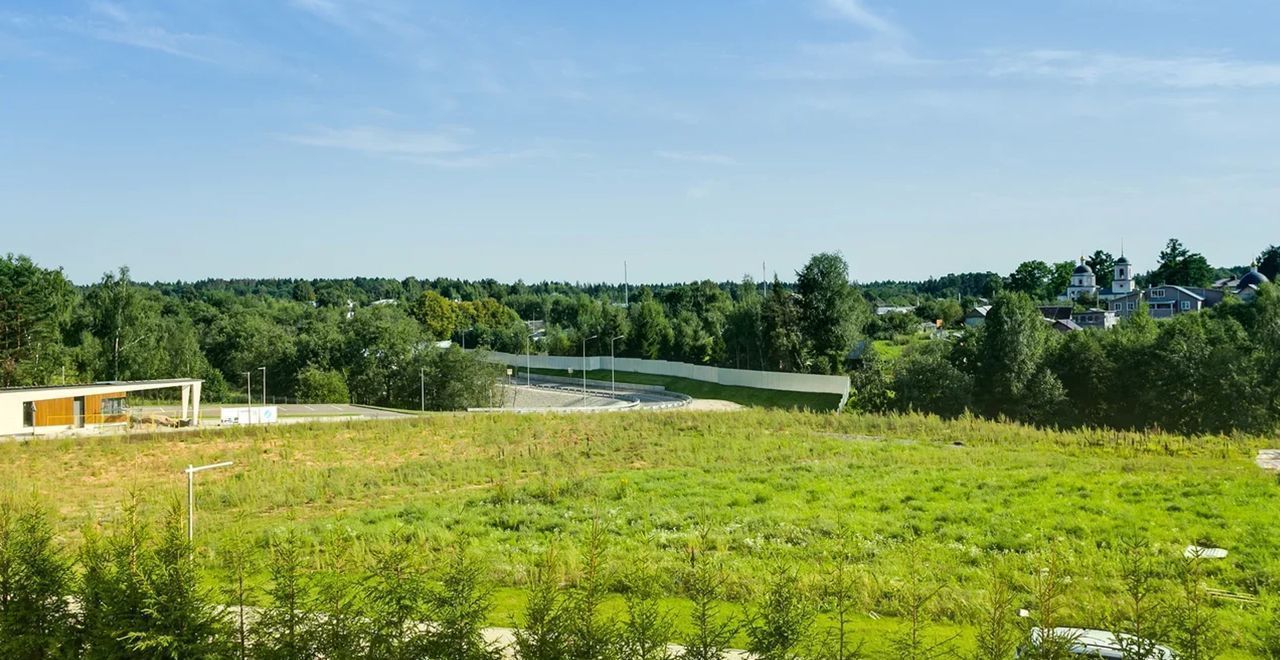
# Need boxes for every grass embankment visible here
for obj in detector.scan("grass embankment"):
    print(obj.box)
[2,411,1277,656]
[518,367,843,411]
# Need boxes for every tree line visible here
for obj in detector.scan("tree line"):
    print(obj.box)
[3,241,1276,429]
[850,284,1280,435]
[2,497,1276,659]
[866,241,1280,305]
[0,252,873,408]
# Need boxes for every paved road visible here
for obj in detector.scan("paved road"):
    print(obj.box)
[512,376,691,410]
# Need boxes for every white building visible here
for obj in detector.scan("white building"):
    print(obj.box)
[1062,254,1135,302]
[0,379,203,437]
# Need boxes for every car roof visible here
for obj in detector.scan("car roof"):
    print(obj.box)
[1032,627,1175,659]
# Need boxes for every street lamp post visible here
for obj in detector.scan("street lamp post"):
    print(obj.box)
[243,372,253,425]
[185,461,234,541]
[609,335,625,393]
[582,334,598,394]
[258,366,266,406]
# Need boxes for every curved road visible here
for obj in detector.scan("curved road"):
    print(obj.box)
[502,375,691,410]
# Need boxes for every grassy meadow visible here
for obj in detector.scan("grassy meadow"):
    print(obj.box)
[3,410,1278,656]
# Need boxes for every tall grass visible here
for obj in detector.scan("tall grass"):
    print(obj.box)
[1,409,1277,656]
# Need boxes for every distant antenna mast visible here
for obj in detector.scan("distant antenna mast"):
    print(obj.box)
[624,261,629,309]
[762,261,767,292]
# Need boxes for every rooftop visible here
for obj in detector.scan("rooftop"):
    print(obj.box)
[0,378,203,394]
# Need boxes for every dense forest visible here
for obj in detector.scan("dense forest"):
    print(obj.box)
[0,252,874,406]
[1,240,1277,430]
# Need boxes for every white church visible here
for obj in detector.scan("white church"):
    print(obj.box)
[1062,255,1136,302]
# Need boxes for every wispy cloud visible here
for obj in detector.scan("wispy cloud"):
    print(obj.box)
[80,1,227,63]
[281,125,544,168]
[769,1,920,81]
[655,150,739,166]
[818,0,904,40]
[283,125,470,156]
[763,40,934,80]
[43,1,295,74]
[989,50,1280,88]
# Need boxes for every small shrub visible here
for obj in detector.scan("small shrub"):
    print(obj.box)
[0,497,76,658]
[680,550,739,660]
[514,548,571,660]
[747,566,816,660]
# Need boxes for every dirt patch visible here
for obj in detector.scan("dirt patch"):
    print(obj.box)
[813,432,917,445]
[682,399,744,411]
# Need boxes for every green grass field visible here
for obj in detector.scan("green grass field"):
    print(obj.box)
[3,411,1277,656]
[518,367,843,411]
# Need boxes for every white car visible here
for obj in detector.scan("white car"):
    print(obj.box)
[1019,627,1176,659]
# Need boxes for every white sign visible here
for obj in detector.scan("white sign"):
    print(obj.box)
[219,406,279,425]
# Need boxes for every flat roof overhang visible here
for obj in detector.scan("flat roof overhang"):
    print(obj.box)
[0,379,203,403]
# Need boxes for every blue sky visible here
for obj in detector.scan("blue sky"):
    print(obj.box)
[2,0,1278,284]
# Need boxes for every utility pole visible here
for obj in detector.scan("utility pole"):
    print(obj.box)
[526,333,535,386]
[243,372,253,425]
[624,261,629,309]
[258,366,266,406]
[609,335,625,393]
[420,367,425,412]
[582,334,598,394]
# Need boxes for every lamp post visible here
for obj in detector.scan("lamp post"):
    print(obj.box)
[258,366,266,406]
[243,372,253,425]
[582,334,598,394]
[525,333,534,386]
[609,335,625,393]
[185,461,234,541]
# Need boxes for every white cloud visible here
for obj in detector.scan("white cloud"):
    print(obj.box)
[283,125,470,156]
[819,0,904,40]
[655,150,739,166]
[763,40,934,80]
[49,1,296,74]
[81,1,227,63]
[281,125,545,168]
[989,50,1280,88]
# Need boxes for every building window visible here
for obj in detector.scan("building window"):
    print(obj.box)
[1127,302,1135,311]
[101,397,126,416]
[23,402,36,427]
[1151,289,1165,298]
[1113,303,1121,311]
[1181,301,1191,311]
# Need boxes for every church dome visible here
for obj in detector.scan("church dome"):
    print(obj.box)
[1116,255,1130,265]
[1238,266,1270,289]
[1073,263,1094,275]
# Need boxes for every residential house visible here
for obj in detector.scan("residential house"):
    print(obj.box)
[1072,308,1117,330]
[964,305,992,328]
[1107,285,1225,319]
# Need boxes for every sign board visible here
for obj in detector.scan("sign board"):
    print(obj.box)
[219,406,279,425]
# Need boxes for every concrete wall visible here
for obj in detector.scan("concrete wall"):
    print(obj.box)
[488,352,849,408]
